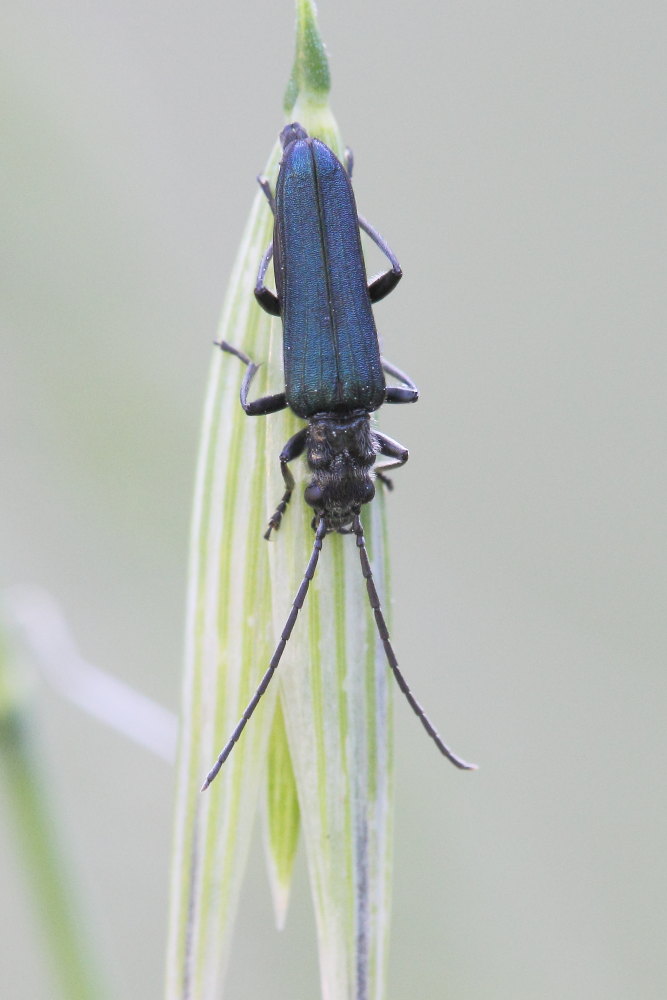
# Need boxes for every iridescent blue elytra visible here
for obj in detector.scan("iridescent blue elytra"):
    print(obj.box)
[273,131,385,417]
[203,123,477,789]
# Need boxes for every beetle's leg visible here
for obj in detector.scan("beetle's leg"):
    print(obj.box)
[373,431,409,490]
[358,215,402,304]
[375,470,394,491]
[254,178,280,313]
[346,147,400,302]
[216,341,287,415]
[257,176,276,214]
[382,357,419,404]
[265,428,307,539]
[254,242,280,316]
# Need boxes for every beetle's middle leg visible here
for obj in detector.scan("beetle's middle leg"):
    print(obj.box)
[265,428,308,539]
[216,341,287,415]
[382,357,419,404]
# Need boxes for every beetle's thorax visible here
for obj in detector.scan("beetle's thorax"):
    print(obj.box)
[304,411,377,531]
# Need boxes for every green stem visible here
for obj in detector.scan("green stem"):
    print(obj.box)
[165,3,395,998]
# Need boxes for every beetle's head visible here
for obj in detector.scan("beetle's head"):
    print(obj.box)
[304,413,376,531]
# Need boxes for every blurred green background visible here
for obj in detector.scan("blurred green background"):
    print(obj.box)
[1,1,665,997]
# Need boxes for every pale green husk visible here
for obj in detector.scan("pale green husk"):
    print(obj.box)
[165,3,394,998]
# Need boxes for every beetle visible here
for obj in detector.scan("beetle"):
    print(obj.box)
[202,123,475,789]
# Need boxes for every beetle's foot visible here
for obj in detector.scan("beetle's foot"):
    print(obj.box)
[265,496,291,540]
[264,517,280,540]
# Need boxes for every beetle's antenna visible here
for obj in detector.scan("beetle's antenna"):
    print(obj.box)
[201,517,328,790]
[351,514,477,771]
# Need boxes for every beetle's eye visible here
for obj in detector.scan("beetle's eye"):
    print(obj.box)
[362,480,376,503]
[304,484,324,508]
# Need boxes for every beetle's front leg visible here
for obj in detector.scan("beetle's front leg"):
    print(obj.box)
[265,428,308,539]
[373,431,409,490]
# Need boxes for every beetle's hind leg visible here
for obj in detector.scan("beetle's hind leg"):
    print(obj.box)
[265,428,308,539]
[254,242,280,316]
[257,176,276,214]
[344,147,401,303]
[359,217,402,303]
[254,178,281,315]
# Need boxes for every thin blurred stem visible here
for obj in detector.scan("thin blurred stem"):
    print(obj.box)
[0,633,110,1000]
[4,586,177,763]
